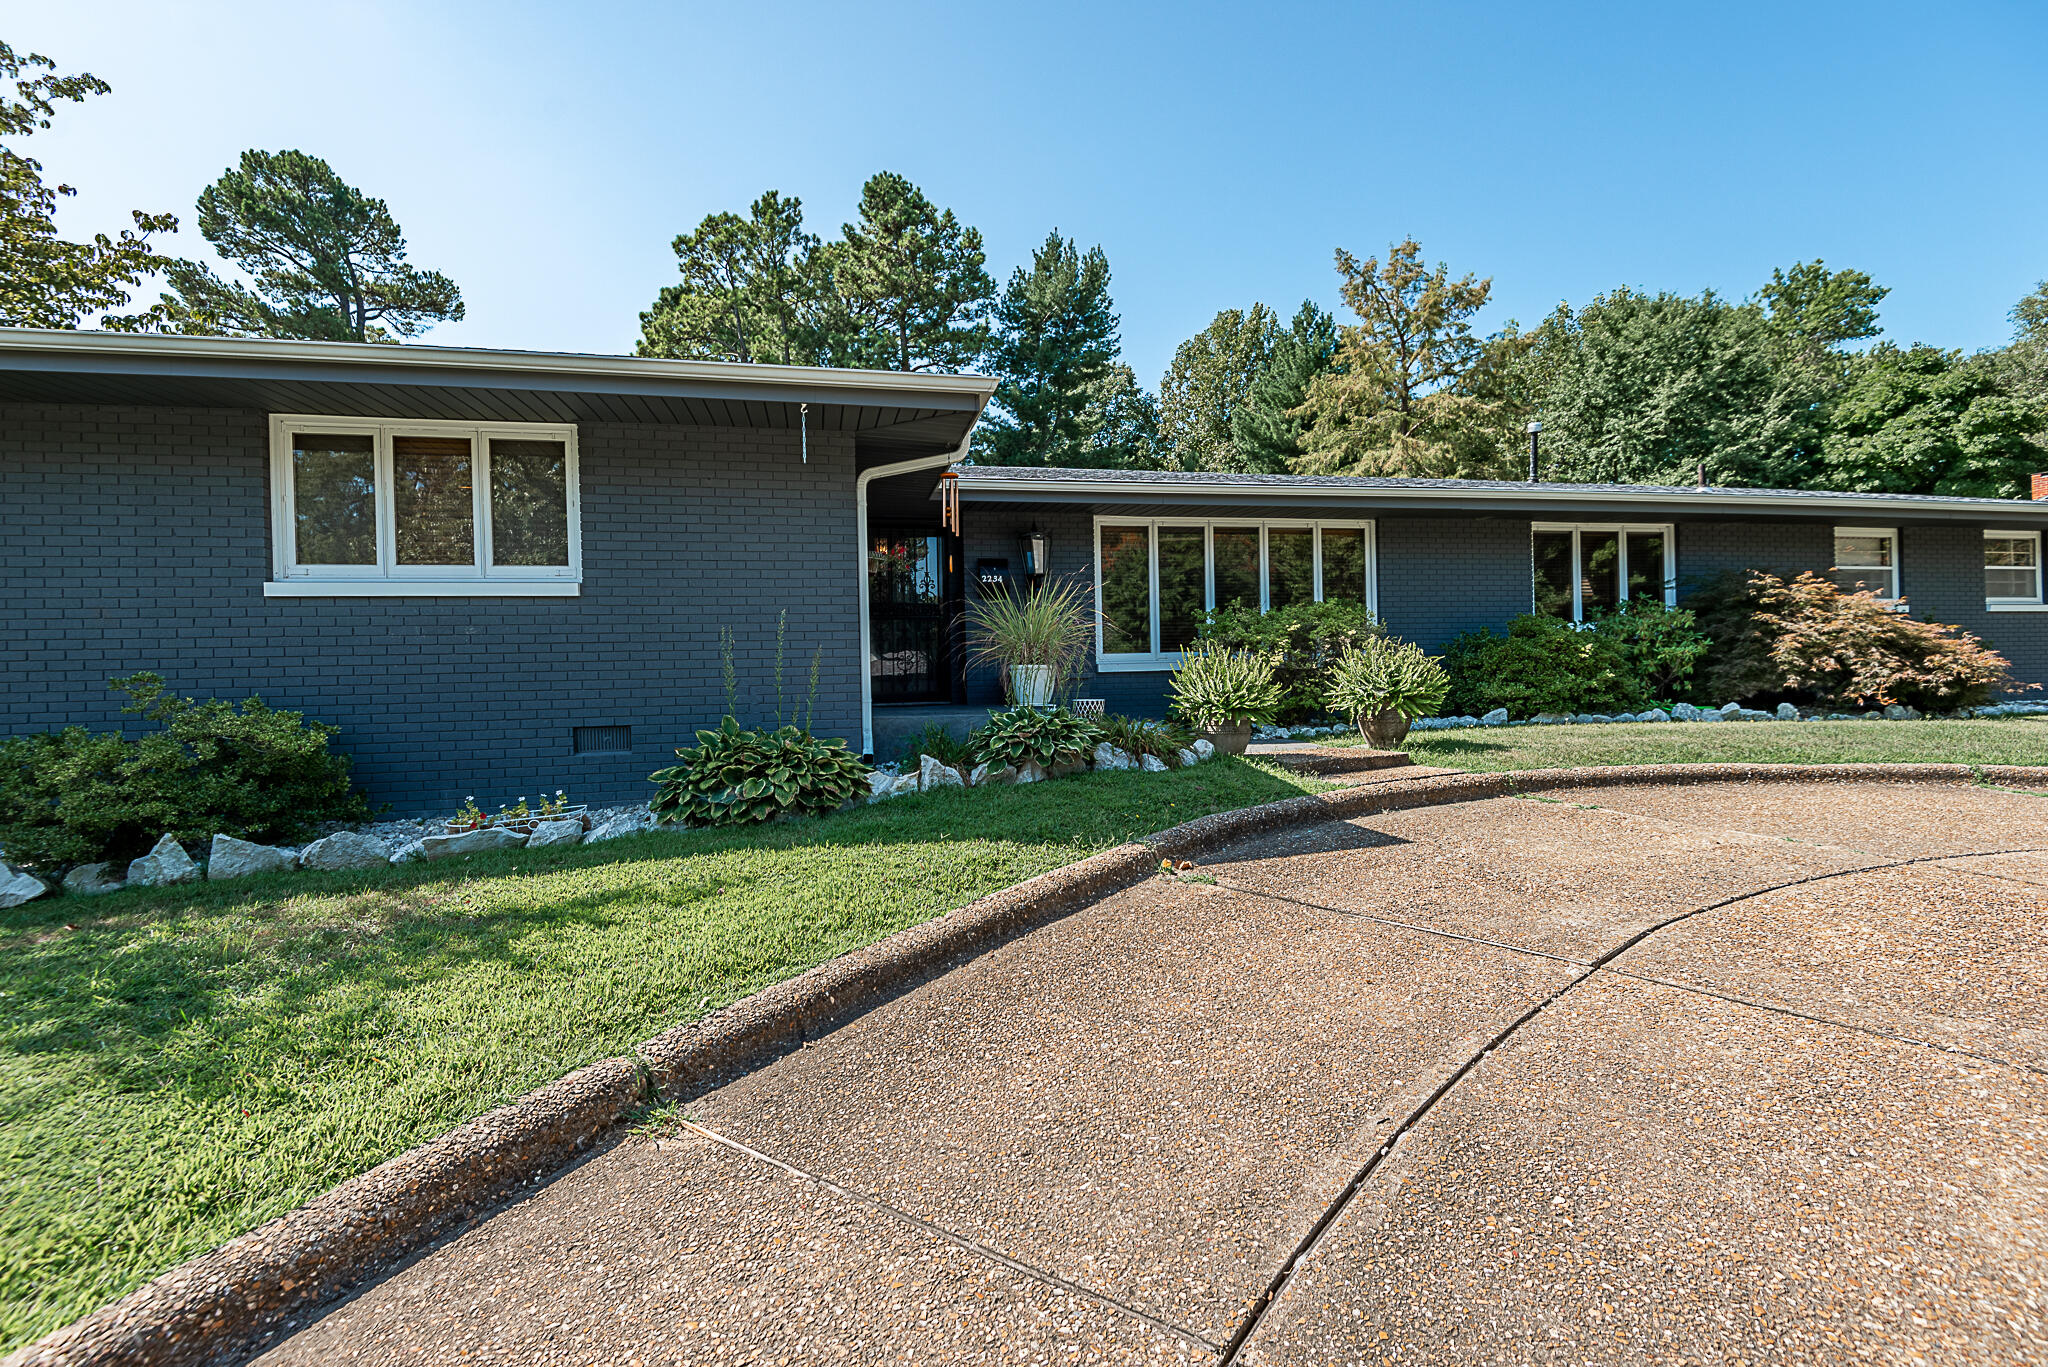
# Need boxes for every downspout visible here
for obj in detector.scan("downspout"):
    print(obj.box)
[856,430,978,757]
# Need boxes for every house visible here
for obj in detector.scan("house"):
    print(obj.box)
[6,329,2048,815]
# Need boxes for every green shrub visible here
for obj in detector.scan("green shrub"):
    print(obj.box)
[967,706,1101,772]
[649,718,870,827]
[1593,598,1712,699]
[1326,637,1451,732]
[896,722,975,770]
[1096,714,1194,766]
[1167,646,1285,731]
[0,673,370,869]
[1195,599,1381,721]
[1679,573,1786,704]
[1441,615,1641,717]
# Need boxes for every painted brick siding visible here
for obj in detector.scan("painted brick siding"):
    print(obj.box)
[2,404,861,815]
[957,503,2048,717]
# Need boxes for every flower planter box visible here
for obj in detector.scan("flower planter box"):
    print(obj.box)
[444,806,589,837]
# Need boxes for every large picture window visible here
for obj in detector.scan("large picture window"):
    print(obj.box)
[267,416,580,596]
[1531,523,1675,622]
[1093,518,1377,669]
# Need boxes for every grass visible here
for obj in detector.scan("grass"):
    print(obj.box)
[0,759,1322,1351]
[1384,716,2048,771]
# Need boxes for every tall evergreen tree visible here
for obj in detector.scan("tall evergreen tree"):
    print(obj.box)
[1228,300,1335,472]
[133,149,462,341]
[637,191,818,364]
[976,231,1122,465]
[1294,240,1509,478]
[1073,362,1161,468]
[1156,304,1281,471]
[0,40,176,328]
[825,171,993,372]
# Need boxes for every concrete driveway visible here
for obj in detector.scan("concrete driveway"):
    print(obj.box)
[254,780,2048,1365]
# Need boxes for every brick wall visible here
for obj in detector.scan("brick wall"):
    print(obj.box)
[2,404,861,815]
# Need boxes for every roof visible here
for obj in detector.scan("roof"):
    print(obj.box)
[0,329,996,469]
[949,464,2048,524]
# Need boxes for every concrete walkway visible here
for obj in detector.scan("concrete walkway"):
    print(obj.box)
[254,780,2048,1365]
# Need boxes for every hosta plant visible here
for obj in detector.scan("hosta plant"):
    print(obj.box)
[968,706,1101,772]
[649,718,870,827]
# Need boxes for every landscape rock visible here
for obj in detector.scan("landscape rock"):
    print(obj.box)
[918,754,965,791]
[1049,758,1088,779]
[0,869,48,908]
[420,826,528,861]
[1176,748,1200,768]
[1140,753,1170,773]
[1636,709,1670,723]
[1776,702,1800,721]
[207,834,299,881]
[587,810,655,840]
[300,831,391,871]
[527,819,584,848]
[1010,760,1047,784]
[388,840,426,863]
[1717,702,1743,718]
[1884,703,1922,721]
[1092,743,1137,772]
[127,834,198,888]
[866,771,900,801]
[1480,708,1509,726]
[1531,712,1571,725]
[1670,703,1700,721]
[62,861,124,896]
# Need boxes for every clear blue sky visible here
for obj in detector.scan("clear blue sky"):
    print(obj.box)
[16,1,2047,383]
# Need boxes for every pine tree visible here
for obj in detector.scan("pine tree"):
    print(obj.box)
[976,232,1122,465]
[826,172,993,372]
[1229,301,1336,472]
[638,191,818,364]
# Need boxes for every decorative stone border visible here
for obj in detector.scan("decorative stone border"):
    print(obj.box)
[12,761,2048,1367]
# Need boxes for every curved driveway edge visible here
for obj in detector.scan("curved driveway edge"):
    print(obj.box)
[12,761,2048,1367]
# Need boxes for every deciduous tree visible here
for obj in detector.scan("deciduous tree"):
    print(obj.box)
[1819,343,2044,498]
[130,149,462,342]
[1156,304,1279,471]
[0,41,175,328]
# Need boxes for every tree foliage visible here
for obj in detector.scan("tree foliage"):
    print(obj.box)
[1818,343,2043,498]
[1294,240,1513,479]
[1157,304,1280,471]
[130,149,463,341]
[977,231,1125,465]
[823,171,993,372]
[1229,301,1336,473]
[637,191,817,363]
[0,41,176,328]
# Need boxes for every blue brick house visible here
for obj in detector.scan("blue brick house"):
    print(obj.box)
[6,329,2048,814]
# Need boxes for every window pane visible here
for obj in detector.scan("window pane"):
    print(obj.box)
[1533,530,1574,618]
[1578,532,1620,617]
[1158,527,1207,653]
[1625,531,1667,600]
[1834,533,1891,568]
[1099,524,1151,654]
[490,439,570,567]
[1213,527,1260,610]
[292,433,377,565]
[1269,529,1314,609]
[392,435,475,567]
[869,534,940,605]
[1320,528,1367,605]
[1987,567,2037,599]
[1986,536,2037,568]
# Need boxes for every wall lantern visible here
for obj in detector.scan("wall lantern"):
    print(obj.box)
[1019,528,1049,577]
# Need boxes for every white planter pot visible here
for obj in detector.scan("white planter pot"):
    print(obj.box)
[1011,664,1054,707]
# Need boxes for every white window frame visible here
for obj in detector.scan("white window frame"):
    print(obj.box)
[1091,516,1378,671]
[1829,525,1898,601]
[1984,529,2048,611]
[1530,522,1677,623]
[265,415,581,597]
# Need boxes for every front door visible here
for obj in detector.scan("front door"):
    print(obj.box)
[869,531,949,703]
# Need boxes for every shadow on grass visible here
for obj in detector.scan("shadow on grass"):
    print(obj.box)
[0,760,1316,1098]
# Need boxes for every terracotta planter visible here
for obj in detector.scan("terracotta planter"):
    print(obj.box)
[1201,720,1253,756]
[1362,711,1412,750]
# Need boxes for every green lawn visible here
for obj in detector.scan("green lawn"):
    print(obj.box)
[1393,716,2048,772]
[0,760,1321,1351]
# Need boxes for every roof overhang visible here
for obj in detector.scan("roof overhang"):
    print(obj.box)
[951,470,2048,526]
[0,329,996,469]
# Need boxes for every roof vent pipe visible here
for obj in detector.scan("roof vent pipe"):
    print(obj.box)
[1697,461,1706,490]
[1525,420,1542,482]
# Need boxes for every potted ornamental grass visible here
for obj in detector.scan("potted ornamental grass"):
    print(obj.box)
[966,578,1093,708]
[1165,645,1283,755]
[1326,636,1451,749]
